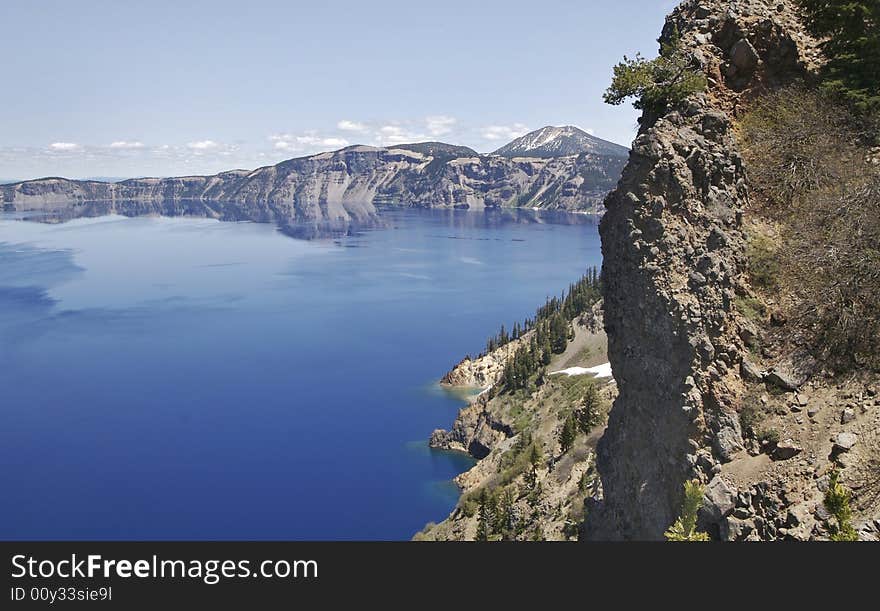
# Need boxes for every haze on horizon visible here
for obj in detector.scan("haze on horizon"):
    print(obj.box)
[0,0,678,180]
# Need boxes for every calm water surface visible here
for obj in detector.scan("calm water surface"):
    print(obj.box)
[0,208,601,539]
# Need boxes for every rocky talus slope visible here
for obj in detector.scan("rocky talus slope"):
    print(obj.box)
[1,137,627,230]
[585,0,879,541]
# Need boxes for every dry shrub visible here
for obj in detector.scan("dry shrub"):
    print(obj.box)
[740,87,880,370]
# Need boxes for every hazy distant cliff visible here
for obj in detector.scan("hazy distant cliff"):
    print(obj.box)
[1,127,628,231]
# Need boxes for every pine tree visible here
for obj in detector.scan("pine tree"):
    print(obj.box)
[559,413,578,454]
[550,314,568,354]
[664,480,710,542]
[604,26,707,115]
[824,469,858,541]
[495,487,517,539]
[575,383,601,434]
[798,0,880,113]
[525,443,542,490]
[475,489,492,541]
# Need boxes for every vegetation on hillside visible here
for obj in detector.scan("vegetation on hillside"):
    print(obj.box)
[483,268,601,355]
[740,87,880,370]
[479,269,602,395]
[603,28,707,115]
[434,372,609,542]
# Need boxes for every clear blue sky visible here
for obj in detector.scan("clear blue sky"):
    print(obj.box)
[0,0,678,179]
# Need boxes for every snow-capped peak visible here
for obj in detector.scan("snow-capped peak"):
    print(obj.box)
[492,125,629,159]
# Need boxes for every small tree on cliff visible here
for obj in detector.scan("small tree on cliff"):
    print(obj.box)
[604,27,707,115]
[664,480,710,542]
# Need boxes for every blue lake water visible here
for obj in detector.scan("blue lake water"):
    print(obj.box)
[0,208,602,540]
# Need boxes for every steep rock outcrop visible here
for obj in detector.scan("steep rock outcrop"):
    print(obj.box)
[429,395,514,459]
[585,0,820,540]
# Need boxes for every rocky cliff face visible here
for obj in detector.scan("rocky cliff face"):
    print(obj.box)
[440,335,531,389]
[1,139,627,230]
[585,0,824,540]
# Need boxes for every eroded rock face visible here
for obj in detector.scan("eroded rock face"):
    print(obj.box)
[441,338,528,389]
[584,0,818,540]
[429,396,514,459]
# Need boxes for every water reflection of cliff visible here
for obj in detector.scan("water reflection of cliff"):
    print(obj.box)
[14,201,597,240]
[386,206,599,231]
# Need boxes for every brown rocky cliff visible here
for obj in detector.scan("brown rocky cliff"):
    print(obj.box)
[585,0,821,540]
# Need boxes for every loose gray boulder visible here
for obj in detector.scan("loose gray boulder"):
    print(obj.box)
[721,516,754,541]
[715,426,745,462]
[731,39,760,72]
[765,366,806,392]
[833,432,858,453]
[773,439,803,461]
[702,475,737,524]
[740,358,763,383]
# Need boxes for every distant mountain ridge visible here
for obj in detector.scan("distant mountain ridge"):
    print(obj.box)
[2,128,629,233]
[493,126,629,159]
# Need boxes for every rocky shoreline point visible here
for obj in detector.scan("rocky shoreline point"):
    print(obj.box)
[420,305,617,541]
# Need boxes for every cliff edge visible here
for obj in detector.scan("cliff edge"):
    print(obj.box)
[586,0,842,540]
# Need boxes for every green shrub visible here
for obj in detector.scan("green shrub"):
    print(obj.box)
[738,399,764,437]
[604,28,707,115]
[458,493,479,518]
[664,480,710,542]
[735,295,767,322]
[746,234,781,289]
[757,427,780,448]
[824,469,858,541]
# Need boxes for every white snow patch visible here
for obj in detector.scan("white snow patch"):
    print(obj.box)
[550,363,613,379]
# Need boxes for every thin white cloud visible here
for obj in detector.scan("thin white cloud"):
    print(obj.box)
[319,137,349,148]
[109,140,145,149]
[187,140,220,151]
[480,124,530,142]
[337,120,368,132]
[331,116,463,146]
[425,115,456,137]
[49,142,82,152]
[375,125,427,146]
[269,134,350,153]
